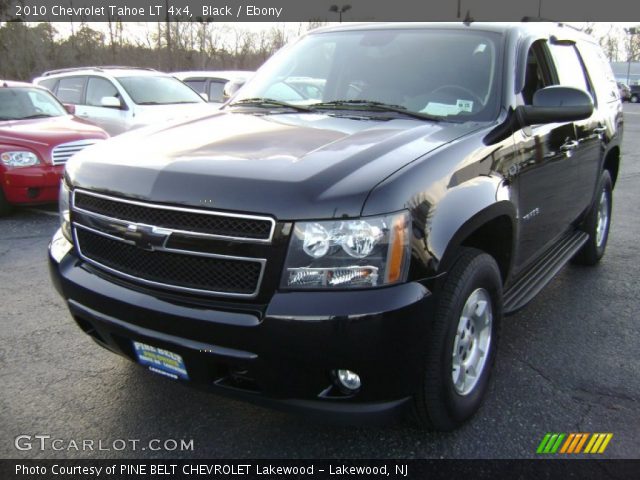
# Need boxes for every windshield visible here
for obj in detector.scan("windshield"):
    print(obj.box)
[118,76,204,105]
[232,28,503,121]
[0,87,67,120]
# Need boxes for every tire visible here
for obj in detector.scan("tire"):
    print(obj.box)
[631,94,639,103]
[573,170,613,266]
[0,187,14,216]
[413,248,502,431]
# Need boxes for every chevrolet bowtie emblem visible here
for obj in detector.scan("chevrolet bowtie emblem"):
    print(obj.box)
[123,224,171,251]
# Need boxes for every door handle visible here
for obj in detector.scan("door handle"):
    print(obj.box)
[560,140,579,151]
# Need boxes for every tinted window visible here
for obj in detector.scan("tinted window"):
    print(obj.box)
[118,76,204,105]
[521,41,554,105]
[549,44,592,94]
[234,29,503,121]
[185,79,206,94]
[38,78,58,92]
[577,41,619,103]
[56,76,85,104]
[86,77,119,107]
[208,81,226,102]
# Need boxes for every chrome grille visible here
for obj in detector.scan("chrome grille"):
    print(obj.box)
[74,190,275,242]
[71,189,272,298]
[75,227,263,295]
[51,140,100,165]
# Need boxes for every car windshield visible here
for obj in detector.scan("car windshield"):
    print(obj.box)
[0,87,67,120]
[118,76,204,105]
[232,28,503,121]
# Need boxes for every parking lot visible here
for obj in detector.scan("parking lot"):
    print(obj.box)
[1,104,639,460]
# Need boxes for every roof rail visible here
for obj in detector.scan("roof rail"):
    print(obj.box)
[41,66,157,76]
[520,17,583,33]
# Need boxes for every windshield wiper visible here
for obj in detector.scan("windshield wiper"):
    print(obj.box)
[310,100,443,122]
[19,113,57,119]
[229,97,313,112]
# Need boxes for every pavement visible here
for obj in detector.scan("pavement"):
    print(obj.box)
[1,105,639,460]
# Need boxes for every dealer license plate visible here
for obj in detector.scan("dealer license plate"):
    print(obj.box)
[132,341,189,380]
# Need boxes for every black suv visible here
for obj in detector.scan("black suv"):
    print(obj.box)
[50,23,622,430]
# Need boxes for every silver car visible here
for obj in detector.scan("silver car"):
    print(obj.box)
[34,67,214,136]
[172,70,253,105]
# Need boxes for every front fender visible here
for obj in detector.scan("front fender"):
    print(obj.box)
[427,179,515,265]
[362,126,518,279]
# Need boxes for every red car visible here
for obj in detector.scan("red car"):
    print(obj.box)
[1,80,108,215]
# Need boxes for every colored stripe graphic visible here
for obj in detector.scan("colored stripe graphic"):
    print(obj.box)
[560,433,575,453]
[537,433,552,454]
[584,434,599,453]
[550,434,566,453]
[574,433,589,453]
[584,433,614,454]
[537,433,613,454]
[598,433,613,453]
[568,433,582,453]
[537,433,565,453]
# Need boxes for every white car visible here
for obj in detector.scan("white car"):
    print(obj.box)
[34,67,213,136]
[172,70,253,105]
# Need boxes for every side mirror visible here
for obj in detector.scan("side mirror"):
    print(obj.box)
[63,104,76,115]
[100,96,122,109]
[223,79,246,101]
[517,86,593,127]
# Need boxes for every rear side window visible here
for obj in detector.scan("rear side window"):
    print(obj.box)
[208,81,226,102]
[38,78,58,93]
[184,79,206,94]
[86,77,119,107]
[548,43,593,97]
[56,76,85,104]
[577,41,620,103]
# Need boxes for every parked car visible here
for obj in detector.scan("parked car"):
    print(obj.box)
[629,84,640,103]
[0,80,108,215]
[33,67,212,136]
[172,71,253,105]
[617,82,631,101]
[49,23,622,430]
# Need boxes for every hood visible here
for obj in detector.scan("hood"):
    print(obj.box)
[66,111,480,220]
[0,115,108,148]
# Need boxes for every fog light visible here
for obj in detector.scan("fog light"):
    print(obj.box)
[50,228,72,263]
[335,369,361,392]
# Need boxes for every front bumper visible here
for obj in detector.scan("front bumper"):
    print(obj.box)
[49,237,434,423]
[2,164,64,204]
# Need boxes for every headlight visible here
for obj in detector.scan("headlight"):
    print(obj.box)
[282,211,410,289]
[58,180,72,242]
[0,151,40,168]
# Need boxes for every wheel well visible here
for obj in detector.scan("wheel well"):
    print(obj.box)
[603,147,620,188]
[460,215,513,282]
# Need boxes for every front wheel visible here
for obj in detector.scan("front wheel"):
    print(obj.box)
[573,170,613,266]
[631,94,639,103]
[413,248,502,431]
